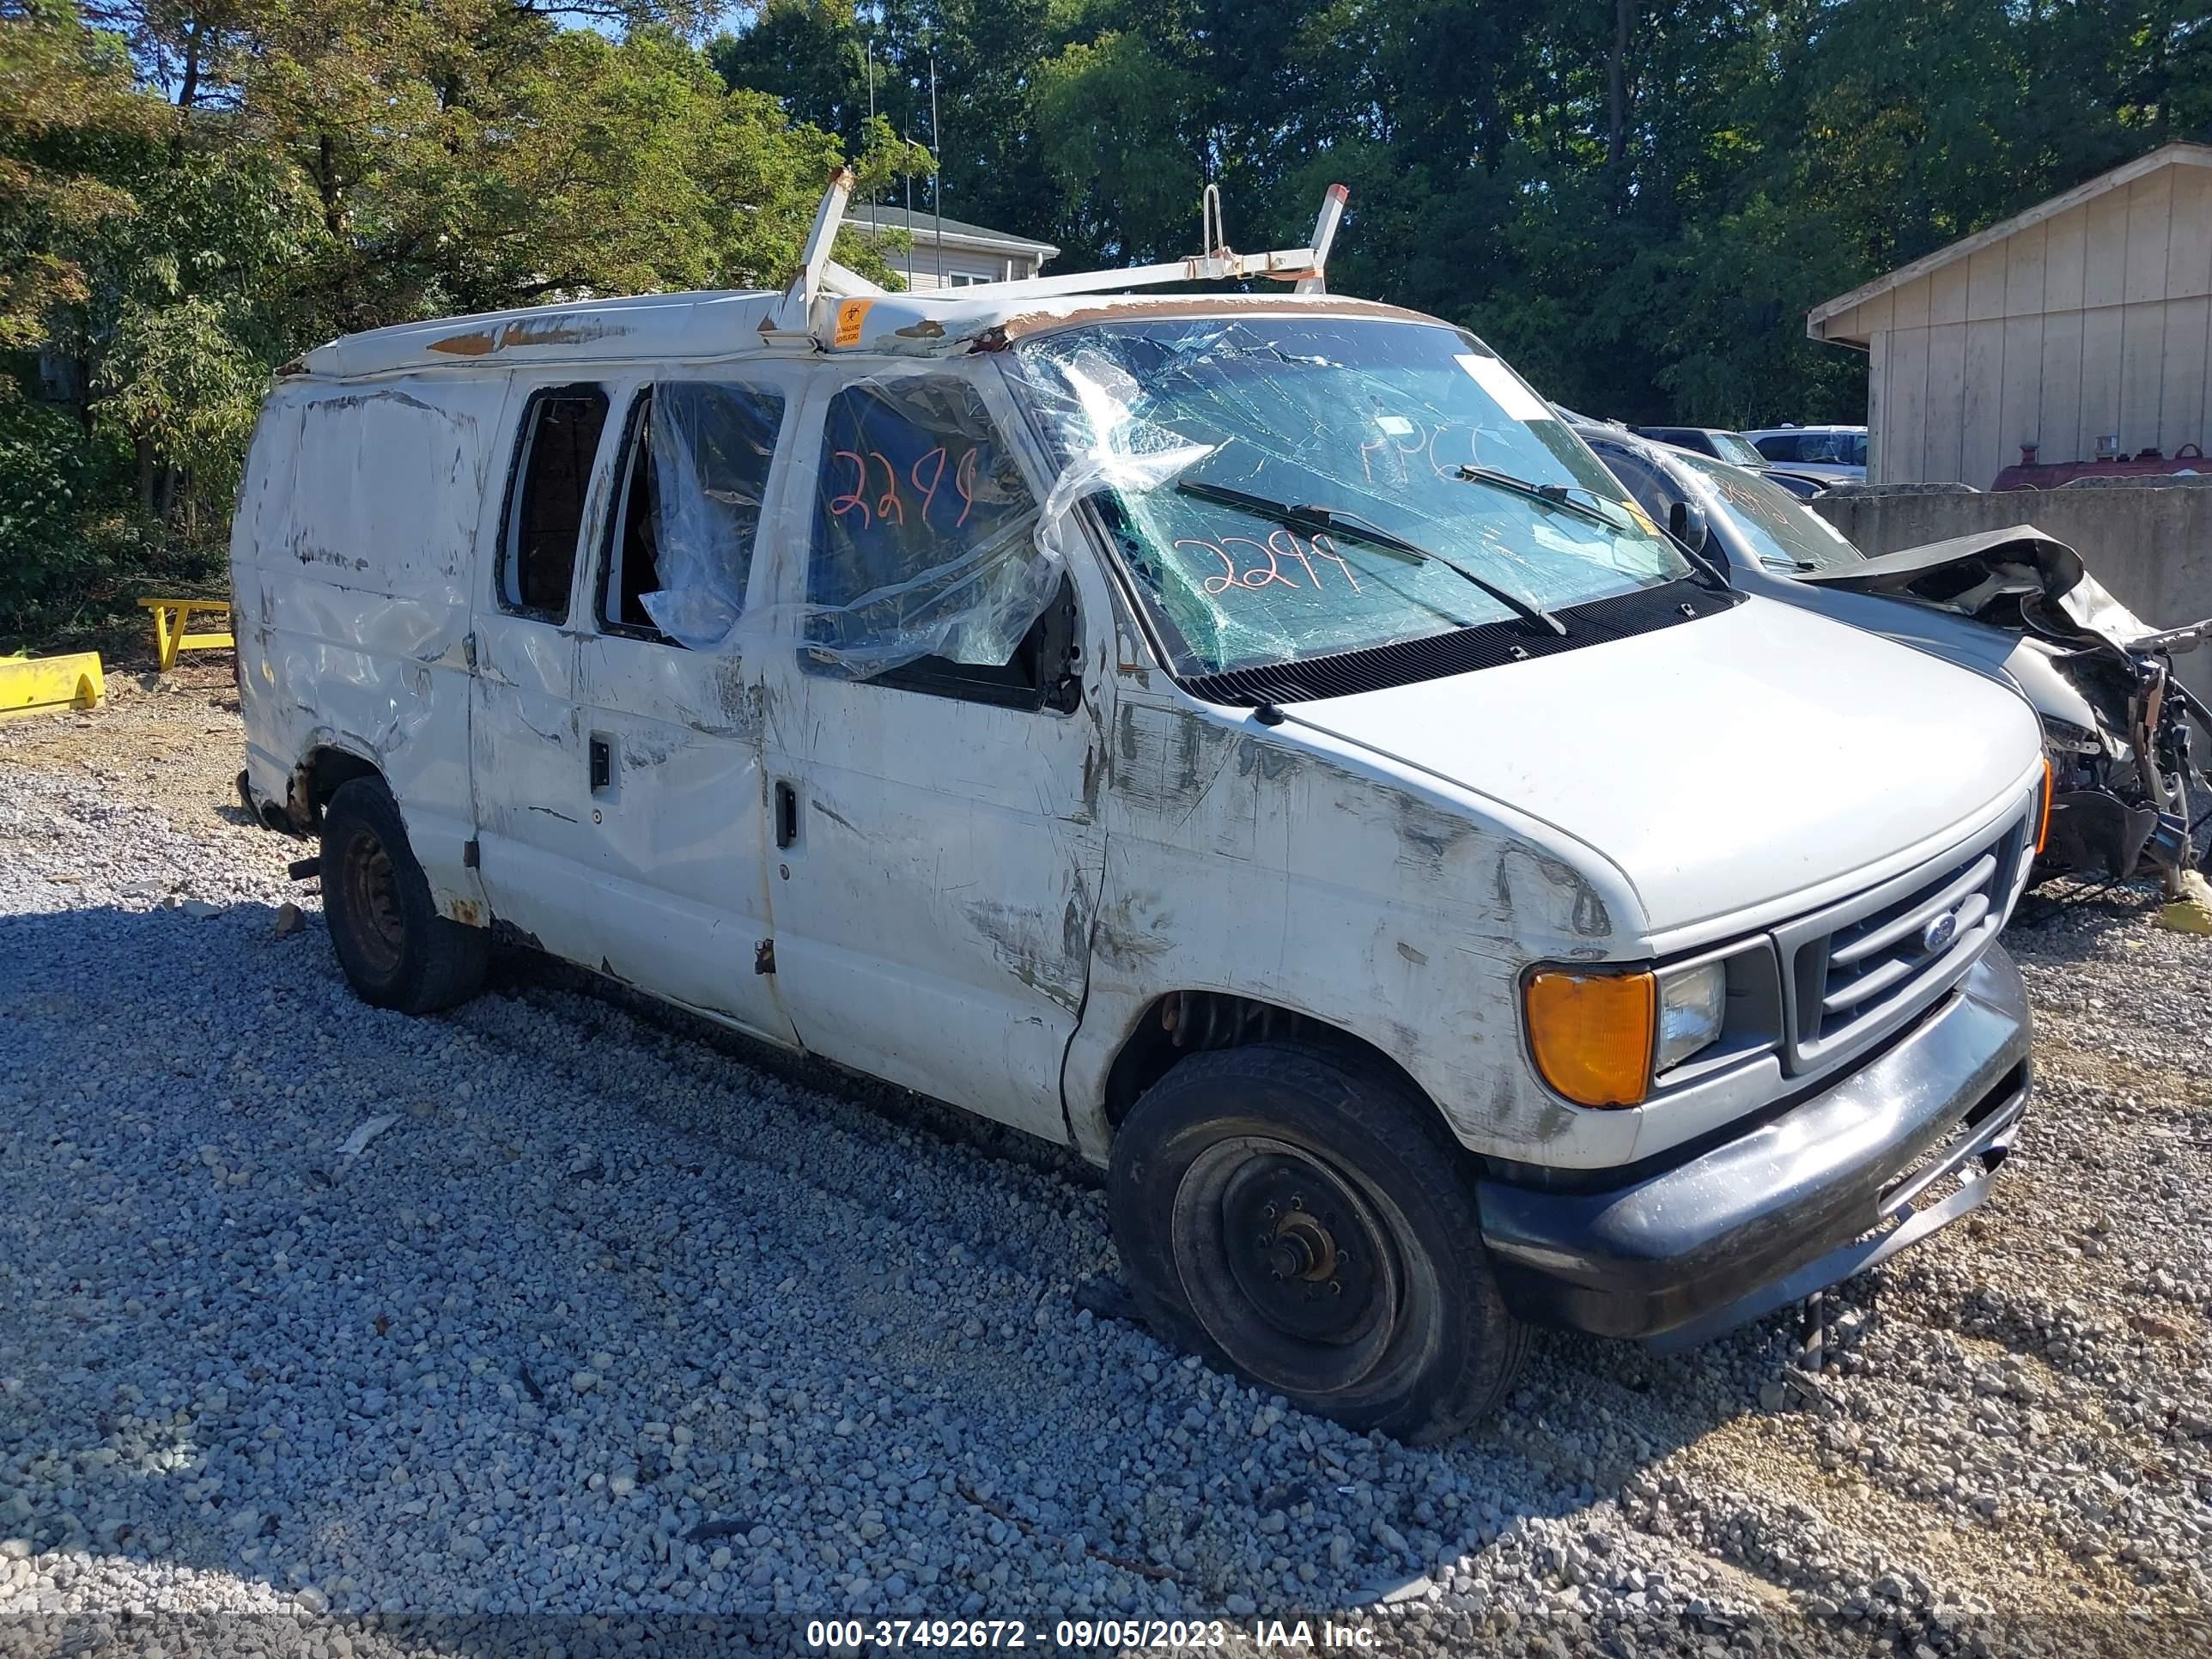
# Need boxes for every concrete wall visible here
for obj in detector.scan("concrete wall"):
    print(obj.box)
[1810,483,2212,699]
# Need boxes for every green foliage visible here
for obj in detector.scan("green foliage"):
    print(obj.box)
[715,0,2212,430]
[0,0,924,646]
[7,0,2212,650]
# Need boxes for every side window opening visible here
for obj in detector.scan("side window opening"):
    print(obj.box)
[599,383,787,648]
[807,377,1079,711]
[500,385,610,621]
[603,395,663,636]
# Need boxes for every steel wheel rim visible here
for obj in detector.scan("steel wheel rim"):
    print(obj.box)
[338,826,405,977]
[1170,1134,1407,1398]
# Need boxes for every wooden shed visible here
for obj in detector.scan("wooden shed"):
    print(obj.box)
[1808,143,2212,486]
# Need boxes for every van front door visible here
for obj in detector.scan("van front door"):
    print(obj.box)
[556,376,798,1045]
[756,369,1109,1141]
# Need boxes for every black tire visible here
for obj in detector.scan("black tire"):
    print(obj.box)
[1108,1042,1529,1444]
[2186,769,2212,875]
[319,776,489,1014]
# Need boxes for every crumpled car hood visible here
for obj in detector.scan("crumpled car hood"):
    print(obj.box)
[1790,524,2179,652]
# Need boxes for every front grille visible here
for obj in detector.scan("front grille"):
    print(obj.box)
[1773,789,2038,1075]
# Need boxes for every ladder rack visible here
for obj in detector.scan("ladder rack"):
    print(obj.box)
[772,173,1350,339]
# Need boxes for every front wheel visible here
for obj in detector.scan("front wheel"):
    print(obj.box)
[320,776,489,1014]
[1108,1042,1528,1443]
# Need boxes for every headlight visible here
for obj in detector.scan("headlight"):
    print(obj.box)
[1655,960,1727,1072]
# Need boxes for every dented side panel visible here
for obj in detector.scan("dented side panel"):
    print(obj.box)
[234,377,501,917]
[751,366,1117,1144]
[1063,690,1650,1168]
[571,373,798,1043]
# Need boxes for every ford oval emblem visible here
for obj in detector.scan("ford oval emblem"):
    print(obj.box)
[1922,909,1960,954]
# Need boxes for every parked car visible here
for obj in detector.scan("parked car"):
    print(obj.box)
[1743,424,1868,482]
[1631,425,1766,466]
[1580,425,2210,884]
[1759,469,1830,500]
[1630,423,1828,497]
[234,175,2044,1443]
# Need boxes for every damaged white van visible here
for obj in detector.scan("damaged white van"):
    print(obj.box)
[234,175,2047,1441]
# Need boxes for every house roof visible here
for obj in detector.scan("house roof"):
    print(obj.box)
[1808,141,2212,342]
[849,206,1060,260]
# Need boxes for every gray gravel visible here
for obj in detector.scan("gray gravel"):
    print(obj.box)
[2,688,2209,1657]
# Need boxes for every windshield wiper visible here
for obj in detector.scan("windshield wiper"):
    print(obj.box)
[1176,478,1566,635]
[1453,465,1635,532]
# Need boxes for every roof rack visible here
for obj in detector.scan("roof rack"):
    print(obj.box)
[769,170,1350,341]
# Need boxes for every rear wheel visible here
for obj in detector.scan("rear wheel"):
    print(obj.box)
[1108,1042,1528,1443]
[320,776,488,1013]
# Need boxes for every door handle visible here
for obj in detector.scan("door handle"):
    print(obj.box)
[589,737,611,793]
[774,781,798,848]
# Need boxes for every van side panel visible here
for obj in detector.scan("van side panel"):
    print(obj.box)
[1060,690,1649,1169]
[234,375,509,917]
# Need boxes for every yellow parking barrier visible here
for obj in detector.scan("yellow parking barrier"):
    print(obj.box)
[0,651,105,720]
[138,597,233,670]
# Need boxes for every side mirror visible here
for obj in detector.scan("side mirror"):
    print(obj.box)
[1667,498,1710,553]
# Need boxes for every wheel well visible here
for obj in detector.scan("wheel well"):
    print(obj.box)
[290,746,381,827]
[1101,992,1437,1131]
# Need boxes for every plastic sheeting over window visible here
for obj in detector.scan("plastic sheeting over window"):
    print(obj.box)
[638,382,786,650]
[802,377,1051,675]
[1009,317,1689,678]
[634,368,1122,682]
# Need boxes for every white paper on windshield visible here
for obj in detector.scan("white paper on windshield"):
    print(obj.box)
[1455,354,1553,423]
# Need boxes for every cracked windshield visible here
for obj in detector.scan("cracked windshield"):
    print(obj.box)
[1012,317,1691,676]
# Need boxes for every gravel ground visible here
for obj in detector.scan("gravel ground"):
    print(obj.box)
[2,666,2209,1658]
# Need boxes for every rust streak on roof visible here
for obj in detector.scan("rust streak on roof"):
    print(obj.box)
[992,295,1447,343]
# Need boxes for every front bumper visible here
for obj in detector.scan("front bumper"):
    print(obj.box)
[1479,945,2031,1346]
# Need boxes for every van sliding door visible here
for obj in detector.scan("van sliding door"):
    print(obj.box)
[563,377,797,1046]
[466,379,610,963]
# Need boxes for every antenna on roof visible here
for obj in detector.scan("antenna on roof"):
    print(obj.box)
[929,55,944,288]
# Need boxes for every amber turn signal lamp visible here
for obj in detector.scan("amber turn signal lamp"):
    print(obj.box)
[2035,757,2054,856]
[1523,969,1656,1108]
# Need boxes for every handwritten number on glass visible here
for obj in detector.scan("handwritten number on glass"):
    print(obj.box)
[830,443,989,536]
[1174,532,1361,598]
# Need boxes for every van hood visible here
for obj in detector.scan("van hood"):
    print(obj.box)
[1278,595,2041,936]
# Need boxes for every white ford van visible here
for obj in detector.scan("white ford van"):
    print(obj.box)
[234,178,2045,1441]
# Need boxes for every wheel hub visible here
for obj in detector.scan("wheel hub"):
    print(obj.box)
[1218,1154,1385,1346]
[338,826,405,976]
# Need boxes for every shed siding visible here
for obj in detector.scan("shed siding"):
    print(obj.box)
[1844,156,2212,483]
